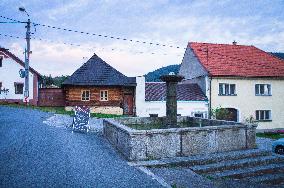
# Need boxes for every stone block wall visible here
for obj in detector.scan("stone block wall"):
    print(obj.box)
[103,117,258,161]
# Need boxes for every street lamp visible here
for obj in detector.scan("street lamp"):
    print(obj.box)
[19,7,31,104]
[19,7,30,17]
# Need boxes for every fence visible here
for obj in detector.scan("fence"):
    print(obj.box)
[38,88,65,107]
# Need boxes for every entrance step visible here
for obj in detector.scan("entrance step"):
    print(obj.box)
[130,149,271,167]
[191,155,284,174]
[243,171,284,185]
[208,163,284,179]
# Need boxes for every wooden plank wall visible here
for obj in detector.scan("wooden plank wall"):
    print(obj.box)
[65,86,123,106]
[38,88,65,107]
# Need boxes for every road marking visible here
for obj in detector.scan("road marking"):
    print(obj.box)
[136,166,171,188]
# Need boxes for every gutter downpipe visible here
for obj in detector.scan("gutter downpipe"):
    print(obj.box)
[209,76,212,119]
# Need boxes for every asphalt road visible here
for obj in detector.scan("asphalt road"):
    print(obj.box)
[0,106,162,188]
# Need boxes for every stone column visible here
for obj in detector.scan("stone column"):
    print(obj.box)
[160,75,184,128]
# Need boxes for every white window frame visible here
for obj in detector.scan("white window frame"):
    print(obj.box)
[100,90,108,101]
[256,110,272,121]
[81,90,90,101]
[219,83,236,96]
[255,84,271,96]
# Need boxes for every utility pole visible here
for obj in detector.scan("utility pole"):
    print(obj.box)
[24,18,31,103]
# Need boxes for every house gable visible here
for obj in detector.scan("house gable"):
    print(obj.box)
[179,47,208,80]
[0,48,41,77]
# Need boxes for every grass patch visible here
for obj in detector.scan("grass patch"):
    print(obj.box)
[256,132,284,139]
[90,113,124,118]
[205,175,215,180]
[0,104,125,118]
[0,103,74,115]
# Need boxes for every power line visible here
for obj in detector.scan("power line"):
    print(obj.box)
[0,33,21,39]
[0,15,186,50]
[0,33,182,57]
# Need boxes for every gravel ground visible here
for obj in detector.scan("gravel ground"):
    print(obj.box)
[0,106,162,187]
[43,114,103,133]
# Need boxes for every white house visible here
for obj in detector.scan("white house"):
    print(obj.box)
[179,42,284,129]
[0,47,41,106]
[135,76,208,117]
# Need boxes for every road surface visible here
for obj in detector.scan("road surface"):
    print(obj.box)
[0,106,162,187]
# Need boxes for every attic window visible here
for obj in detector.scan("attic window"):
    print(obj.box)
[0,56,3,67]
[81,90,90,101]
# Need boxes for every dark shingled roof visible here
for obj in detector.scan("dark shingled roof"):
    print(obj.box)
[145,82,207,101]
[63,54,136,86]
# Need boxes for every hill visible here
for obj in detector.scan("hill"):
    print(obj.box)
[270,52,284,60]
[145,64,180,82]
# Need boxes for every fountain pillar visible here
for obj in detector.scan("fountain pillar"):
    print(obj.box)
[160,74,184,128]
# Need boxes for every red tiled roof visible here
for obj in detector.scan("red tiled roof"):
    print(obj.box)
[188,42,284,77]
[145,82,207,101]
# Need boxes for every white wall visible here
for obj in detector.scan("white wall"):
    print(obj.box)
[211,77,284,129]
[0,55,34,100]
[136,76,208,117]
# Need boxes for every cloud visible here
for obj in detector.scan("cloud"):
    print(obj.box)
[1,0,284,77]
[46,0,90,21]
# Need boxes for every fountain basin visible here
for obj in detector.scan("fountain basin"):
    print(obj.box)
[103,117,257,161]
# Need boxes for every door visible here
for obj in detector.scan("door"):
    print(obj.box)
[219,108,238,122]
[123,94,133,115]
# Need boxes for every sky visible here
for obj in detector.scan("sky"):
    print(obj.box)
[1,0,284,77]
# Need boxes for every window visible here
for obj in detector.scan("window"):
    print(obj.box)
[14,83,24,94]
[256,110,271,121]
[0,82,2,94]
[194,113,204,118]
[192,112,207,119]
[255,84,271,96]
[219,83,236,96]
[81,90,90,101]
[0,56,3,67]
[100,90,108,101]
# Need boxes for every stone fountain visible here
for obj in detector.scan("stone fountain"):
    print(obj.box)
[103,74,257,161]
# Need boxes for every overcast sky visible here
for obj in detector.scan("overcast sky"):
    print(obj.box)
[1,0,284,77]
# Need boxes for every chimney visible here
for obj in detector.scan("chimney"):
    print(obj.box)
[232,40,237,45]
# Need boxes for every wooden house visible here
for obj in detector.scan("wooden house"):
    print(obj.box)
[62,54,136,115]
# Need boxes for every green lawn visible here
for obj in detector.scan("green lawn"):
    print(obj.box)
[256,132,284,139]
[0,104,124,118]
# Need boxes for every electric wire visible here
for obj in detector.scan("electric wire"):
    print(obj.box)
[0,33,182,57]
[0,15,186,50]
